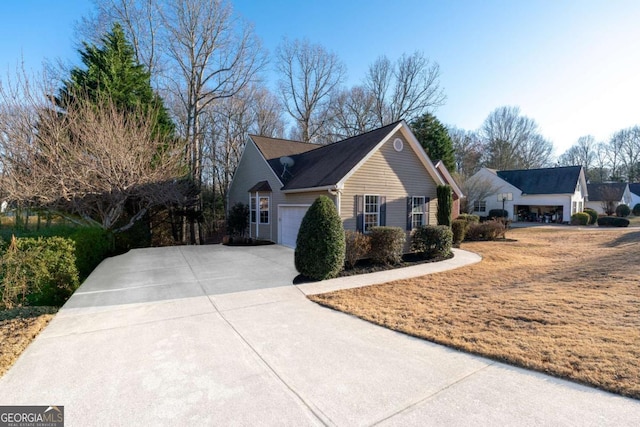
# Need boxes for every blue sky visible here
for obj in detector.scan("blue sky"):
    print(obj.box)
[1,0,639,154]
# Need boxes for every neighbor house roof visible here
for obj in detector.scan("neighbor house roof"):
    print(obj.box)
[630,183,640,197]
[496,166,583,194]
[586,182,627,202]
[250,121,403,191]
[250,136,317,160]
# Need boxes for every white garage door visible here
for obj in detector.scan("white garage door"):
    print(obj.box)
[279,205,310,248]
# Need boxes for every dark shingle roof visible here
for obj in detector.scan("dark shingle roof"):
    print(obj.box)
[496,166,583,194]
[586,183,627,201]
[252,122,402,190]
[248,180,272,192]
[629,183,640,197]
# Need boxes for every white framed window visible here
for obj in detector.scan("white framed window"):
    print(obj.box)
[259,196,270,224]
[473,200,486,213]
[250,196,257,223]
[572,201,577,215]
[412,196,426,229]
[364,195,379,233]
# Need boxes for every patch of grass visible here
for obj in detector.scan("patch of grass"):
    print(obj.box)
[309,227,640,399]
[0,306,58,377]
[627,215,640,226]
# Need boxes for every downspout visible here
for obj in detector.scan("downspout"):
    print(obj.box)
[328,186,342,219]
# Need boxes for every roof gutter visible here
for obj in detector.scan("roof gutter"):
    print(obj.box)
[282,184,342,194]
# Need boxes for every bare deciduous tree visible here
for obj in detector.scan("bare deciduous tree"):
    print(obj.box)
[558,135,596,180]
[328,85,377,139]
[611,126,640,182]
[0,74,187,232]
[366,51,445,126]
[480,106,552,170]
[275,38,346,143]
[592,142,610,183]
[80,0,162,75]
[449,127,483,178]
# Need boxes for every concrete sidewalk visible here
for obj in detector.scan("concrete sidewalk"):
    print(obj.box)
[0,244,638,426]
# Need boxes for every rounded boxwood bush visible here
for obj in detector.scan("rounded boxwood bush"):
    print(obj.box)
[294,196,345,280]
[615,204,631,217]
[344,230,370,269]
[597,216,630,227]
[583,208,598,225]
[411,225,453,258]
[369,226,406,265]
[570,212,589,225]
[633,203,640,216]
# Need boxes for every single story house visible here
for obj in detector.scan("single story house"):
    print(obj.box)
[228,120,462,248]
[585,182,633,215]
[630,183,640,210]
[466,166,588,223]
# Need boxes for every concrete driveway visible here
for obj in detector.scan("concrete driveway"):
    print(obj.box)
[1,244,638,426]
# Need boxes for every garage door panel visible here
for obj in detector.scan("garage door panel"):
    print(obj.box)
[279,206,310,248]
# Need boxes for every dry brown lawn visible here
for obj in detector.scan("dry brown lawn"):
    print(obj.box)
[0,307,57,377]
[310,226,640,399]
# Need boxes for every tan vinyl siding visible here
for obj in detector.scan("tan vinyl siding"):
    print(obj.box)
[282,192,333,205]
[341,131,439,249]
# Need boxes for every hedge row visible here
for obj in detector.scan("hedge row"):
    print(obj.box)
[0,227,112,309]
[597,216,629,227]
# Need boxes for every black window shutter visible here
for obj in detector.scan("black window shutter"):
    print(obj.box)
[355,195,363,232]
[406,197,413,230]
[379,196,386,226]
[425,197,430,225]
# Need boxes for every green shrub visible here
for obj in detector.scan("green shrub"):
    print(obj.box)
[344,230,370,269]
[451,220,468,246]
[411,225,453,258]
[488,209,508,219]
[570,212,589,225]
[69,227,112,280]
[597,216,630,227]
[1,236,80,308]
[0,224,111,281]
[457,214,480,223]
[633,203,640,216]
[615,204,631,217]
[369,226,406,265]
[227,202,249,236]
[436,185,452,226]
[583,208,598,225]
[465,220,506,241]
[295,196,345,280]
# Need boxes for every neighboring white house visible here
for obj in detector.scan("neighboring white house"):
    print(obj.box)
[630,184,640,210]
[465,166,588,223]
[585,183,633,215]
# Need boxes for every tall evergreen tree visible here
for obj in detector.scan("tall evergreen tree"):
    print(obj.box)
[58,23,174,140]
[410,113,456,171]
